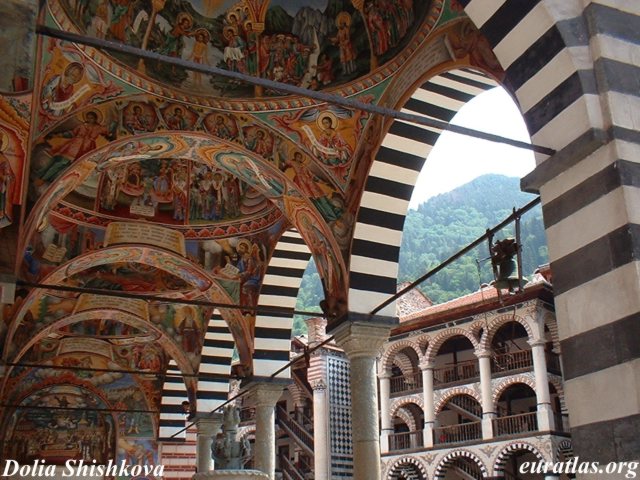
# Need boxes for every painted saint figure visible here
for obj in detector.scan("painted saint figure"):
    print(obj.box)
[36,110,113,186]
[331,12,357,75]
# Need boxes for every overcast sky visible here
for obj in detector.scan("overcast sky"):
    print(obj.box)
[409,87,535,209]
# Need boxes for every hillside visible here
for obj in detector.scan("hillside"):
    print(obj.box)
[293,174,549,333]
[399,174,548,304]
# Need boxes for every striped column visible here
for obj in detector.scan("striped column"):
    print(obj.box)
[459,0,640,463]
[253,229,311,378]
[197,312,234,413]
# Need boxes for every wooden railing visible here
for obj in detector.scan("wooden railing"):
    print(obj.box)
[433,421,482,445]
[276,405,314,454]
[433,360,479,386]
[390,371,423,396]
[388,430,424,452]
[492,412,538,437]
[280,454,306,480]
[492,350,533,373]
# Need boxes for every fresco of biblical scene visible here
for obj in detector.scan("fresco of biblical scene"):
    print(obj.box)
[62,263,192,293]
[19,217,104,281]
[59,319,148,337]
[38,40,122,129]
[0,127,25,228]
[4,386,116,465]
[148,303,207,364]
[71,158,274,227]
[274,106,363,185]
[57,0,433,97]
[29,108,118,200]
[161,103,199,130]
[203,113,241,142]
[122,101,160,135]
[275,142,344,224]
[0,0,37,92]
[187,230,274,309]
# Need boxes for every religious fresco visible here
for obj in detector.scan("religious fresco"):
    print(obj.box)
[38,38,123,130]
[0,93,31,229]
[29,107,118,200]
[0,127,23,227]
[0,0,37,93]
[4,386,116,465]
[272,104,367,186]
[53,0,435,98]
[1,350,162,476]
[187,227,276,310]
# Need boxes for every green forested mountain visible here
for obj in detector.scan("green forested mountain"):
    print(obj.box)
[293,174,548,333]
[399,174,548,304]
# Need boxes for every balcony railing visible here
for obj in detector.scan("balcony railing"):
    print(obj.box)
[433,360,479,387]
[434,421,482,445]
[390,372,423,396]
[388,430,424,452]
[493,412,538,437]
[492,350,533,373]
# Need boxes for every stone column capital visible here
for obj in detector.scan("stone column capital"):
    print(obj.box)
[378,370,393,380]
[475,349,493,359]
[329,317,395,360]
[193,413,223,436]
[528,338,546,348]
[243,379,289,408]
[419,361,435,371]
[310,378,327,391]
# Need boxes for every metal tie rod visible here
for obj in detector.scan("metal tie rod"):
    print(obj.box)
[16,280,325,318]
[37,25,555,156]
[168,334,336,438]
[371,196,542,315]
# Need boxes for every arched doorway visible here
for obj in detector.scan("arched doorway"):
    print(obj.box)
[493,383,538,437]
[433,335,479,387]
[435,393,482,445]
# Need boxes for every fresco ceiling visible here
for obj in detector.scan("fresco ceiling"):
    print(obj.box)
[0,0,507,457]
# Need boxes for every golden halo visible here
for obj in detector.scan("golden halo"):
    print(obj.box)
[336,11,351,27]
[83,109,103,124]
[223,25,237,38]
[177,12,193,29]
[317,111,338,130]
[236,239,251,253]
[194,27,211,43]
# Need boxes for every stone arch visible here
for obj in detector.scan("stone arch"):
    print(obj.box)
[435,387,481,413]
[21,130,348,306]
[426,327,479,363]
[347,66,499,316]
[556,438,574,462]
[395,408,418,432]
[493,442,546,477]
[391,396,424,418]
[480,313,536,351]
[434,450,488,479]
[387,456,429,480]
[492,375,537,408]
[381,339,423,373]
[392,351,418,379]
[457,1,602,153]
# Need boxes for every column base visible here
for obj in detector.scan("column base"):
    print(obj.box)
[423,424,434,448]
[482,416,495,440]
[193,470,269,480]
[537,404,555,431]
